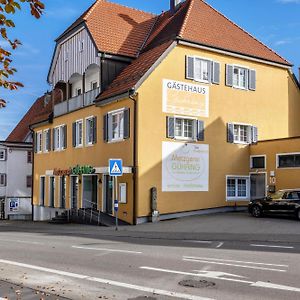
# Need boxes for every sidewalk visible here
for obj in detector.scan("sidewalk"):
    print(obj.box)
[0,280,70,300]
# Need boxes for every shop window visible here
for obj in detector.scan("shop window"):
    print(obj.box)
[54,125,67,151]
[186,56,220,84]
[104,108,130,143]
[85,117,97,145]
[73,120,83,147]
[49,176,55,207]
[26,175,32,188]
[250,156,266,169]
[227,123,258,144]
[0,174,6,187]
[226,64,256,91]
[40,176,45,206]
[0,149,6,161]
[226,176,249,201]
[277,153,300,168]
[167,116,204,141]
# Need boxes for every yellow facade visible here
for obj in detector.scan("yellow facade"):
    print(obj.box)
[33,44,300,224]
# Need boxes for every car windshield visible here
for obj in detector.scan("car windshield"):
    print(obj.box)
[269,191,285,200]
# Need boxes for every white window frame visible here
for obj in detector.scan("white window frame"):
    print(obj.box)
[85,116,95,146]
[110,108,125,142]
[0,149,5,161]
[194,57,211,83]
[75,119,83,148]
[232,123,252,145]
[232,64,249,90]
[91,80,98,90]
[53,125,65,152]
[36,131,42,153]
[39,176,46,206]
[276,152,300,169]
[226,175,250,201]
[250,155,266,169]
[43,129,50,153]
[174,115,197,141]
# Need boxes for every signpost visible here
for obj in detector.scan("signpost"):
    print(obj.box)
[109,159,123,231]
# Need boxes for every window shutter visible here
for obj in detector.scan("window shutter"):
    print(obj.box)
[107,114,113,141]
[72,123,76,147]
[252,126,258,144]
[124,108,130,139]
[226,65,234,87]
[248,69,256,91]
[47,129,52,151]
[227,123,234,143]
[103,114,108,142]
[3,174,7,186]
[52,129,55,151]
[186,56,194,80]
[34,133,38,153]
[93,117,97,144]
[63,125,67,149]
[212,61,220,84]
[197,120,205,141]
[167,117,175,139]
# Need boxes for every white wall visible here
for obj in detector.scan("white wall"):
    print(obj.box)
[85,70,100,91]
[0,146,7,198]
[71,79,83,98]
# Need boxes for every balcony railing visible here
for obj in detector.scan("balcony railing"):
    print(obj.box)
[54,87,101,117]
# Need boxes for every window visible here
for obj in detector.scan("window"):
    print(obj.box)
[226,176,249,201]
[250,156,266,169]
[0,174,6,187]
[277,153,300,168]
[85,117,97,145]
[76,88,82,96]
[54,125,67,151]
[226,64,256,91]
[91,81,98,90]
[79,40,84,52]
[36,131,42,153]
[104,108,130,143]
[167,117,204,141]
[49,176,55,207]
[73,120,83,147]
[27,151,32,163]
[26,176,32,188]
[0,150,6,161]
[186,56,220,84]
[39,177,45,206]
[60,176,66,209]
[43,129,50,152]
[227,123,258,145]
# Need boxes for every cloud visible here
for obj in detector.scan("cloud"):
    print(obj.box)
[277,0,300,3]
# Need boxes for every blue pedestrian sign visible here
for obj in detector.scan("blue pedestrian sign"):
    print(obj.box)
[109,159,123,177]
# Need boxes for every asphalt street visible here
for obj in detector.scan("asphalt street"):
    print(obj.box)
[0,212,299,300]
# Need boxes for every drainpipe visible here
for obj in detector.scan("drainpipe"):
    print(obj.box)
[29,127,35,222]
[129,89,137,225]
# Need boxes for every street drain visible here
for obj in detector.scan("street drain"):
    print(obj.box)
[127,297,157,300]
[179,279,216,289]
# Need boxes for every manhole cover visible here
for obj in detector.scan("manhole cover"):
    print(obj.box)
[179,279,216,288]
[128,297,157,300]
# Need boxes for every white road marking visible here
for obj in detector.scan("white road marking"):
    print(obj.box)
[141,266,300,293]
[0,239,44,245]
[0,259,213,300]
[185,240,212,244]
[250,244,294,249]
[72,245,142,254]
[183,258,286,272]
[183,256,289,268]
[252,281,300,292]
[216,242,224,248]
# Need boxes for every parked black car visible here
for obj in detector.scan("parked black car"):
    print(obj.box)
[248,189,300,220]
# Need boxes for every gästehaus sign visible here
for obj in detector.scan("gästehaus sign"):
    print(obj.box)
[163,79,209,117]
[53,165,96,176]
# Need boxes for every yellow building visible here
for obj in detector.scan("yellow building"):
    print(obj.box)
[31,0,300,224]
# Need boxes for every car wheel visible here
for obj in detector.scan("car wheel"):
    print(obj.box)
[251,205,262,218]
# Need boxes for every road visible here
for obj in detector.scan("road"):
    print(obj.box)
[0,214,299,300]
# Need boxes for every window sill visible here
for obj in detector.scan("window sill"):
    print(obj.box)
[108,138,125,144]
[75,145,83,149]
[232,85,248,91]
[226,198,249,202]
[85,143,95,147]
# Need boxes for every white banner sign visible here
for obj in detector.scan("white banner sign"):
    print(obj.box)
[162,142,209,192]
[163,79,209,117]
[9,198,19,212]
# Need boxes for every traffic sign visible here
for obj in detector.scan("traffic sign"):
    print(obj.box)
[109,159,123,177]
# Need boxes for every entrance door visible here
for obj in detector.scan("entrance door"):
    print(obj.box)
[0,198,5,220]
[70,176,78,209]
[250,173,266,200]
[82,175,98,210]
[104,175,113,215]
[60,176,66,209]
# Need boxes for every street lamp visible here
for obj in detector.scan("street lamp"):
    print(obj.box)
[0,99,6,108]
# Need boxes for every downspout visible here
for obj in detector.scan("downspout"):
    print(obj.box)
[129,89,137,225]
[29,127,35,222]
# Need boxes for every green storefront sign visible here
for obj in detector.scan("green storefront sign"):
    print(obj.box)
[71,165,96,175]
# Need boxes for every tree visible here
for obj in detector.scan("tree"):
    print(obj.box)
[0,0,44,96]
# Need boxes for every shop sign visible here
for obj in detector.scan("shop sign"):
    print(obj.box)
[9,198,19,212]
[53,168,71,176]
[53,165,96,176]
[163,79,209,117]
[162,142,209,192]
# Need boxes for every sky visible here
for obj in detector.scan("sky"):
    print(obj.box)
[0,0,299,140]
